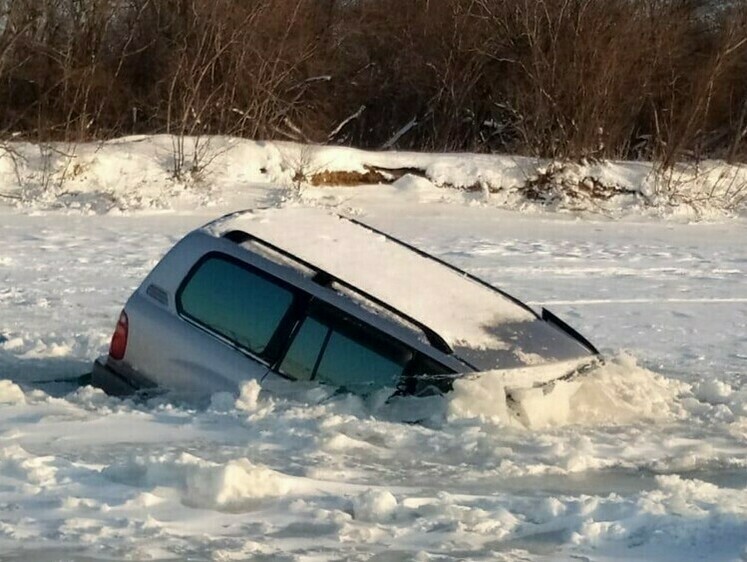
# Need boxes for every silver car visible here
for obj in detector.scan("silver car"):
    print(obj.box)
[92,207,600,402]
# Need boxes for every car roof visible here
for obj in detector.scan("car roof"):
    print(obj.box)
[202,207,538,354]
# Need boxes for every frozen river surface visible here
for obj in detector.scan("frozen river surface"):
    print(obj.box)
[0,200,745,561]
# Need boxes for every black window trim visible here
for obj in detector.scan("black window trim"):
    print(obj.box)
[274,307,332,382]
[310,323,333,379]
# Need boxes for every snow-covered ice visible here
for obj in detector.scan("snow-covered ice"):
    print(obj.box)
[0,138,745,561]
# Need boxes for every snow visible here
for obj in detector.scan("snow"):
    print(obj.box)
[0,380,24,404]
[351,489,399,522]
[104,453,300,511]
[209,206,535,349]
[447,354,687,430]
[694,379,734,405]
[0,136,745,561]
[0,136,744,218]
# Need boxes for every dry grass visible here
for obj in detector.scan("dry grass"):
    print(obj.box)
[307,169,389,187]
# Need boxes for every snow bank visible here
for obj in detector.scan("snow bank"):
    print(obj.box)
[0,380,25,404]
[0,136,744,218]
[392,174,450,203]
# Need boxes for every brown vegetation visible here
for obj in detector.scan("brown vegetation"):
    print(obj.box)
[0,0,745,163]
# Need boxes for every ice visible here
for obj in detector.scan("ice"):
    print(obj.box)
[0,138,745,560]
[445,354,687,429]
[0,380,25,404]
[104,453,299,511]
[234,379,264,413]
[694,379,734,404]
[447,371,512,424]
[352,489,399,522]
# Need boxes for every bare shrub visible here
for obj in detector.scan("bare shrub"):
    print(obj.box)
[0,0,743,165]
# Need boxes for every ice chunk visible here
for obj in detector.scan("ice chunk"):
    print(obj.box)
[352,489,398,522]
[0,380,25,404]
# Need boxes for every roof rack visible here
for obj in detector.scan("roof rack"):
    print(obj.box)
[221,229,454,355]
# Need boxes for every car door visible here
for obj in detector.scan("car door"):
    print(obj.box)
[262,301,428,396]
[129,252,305,398]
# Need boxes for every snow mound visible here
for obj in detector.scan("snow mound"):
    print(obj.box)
[0,445,57,488]
[352,489,399,522]
[392,174,446,203]
[1,136,744,217]
[694,379,733,405]
[104,453,298,512]
[448,353,687,429]
[0,380,25,404]
[571,475,747,559]
[235,379,264,413]
[565,354,688,423]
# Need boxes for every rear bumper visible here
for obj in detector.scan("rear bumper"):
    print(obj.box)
[91,356,139,396]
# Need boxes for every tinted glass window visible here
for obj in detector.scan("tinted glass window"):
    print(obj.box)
[179,256,294,356]
[279,317,329,381]
[315,329,411,392]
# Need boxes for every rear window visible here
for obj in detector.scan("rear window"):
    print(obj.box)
[177,255,295,357]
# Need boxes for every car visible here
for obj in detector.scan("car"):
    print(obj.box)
[92,207,601,406]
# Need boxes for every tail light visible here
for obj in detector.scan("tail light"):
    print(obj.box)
[109,310,129,360]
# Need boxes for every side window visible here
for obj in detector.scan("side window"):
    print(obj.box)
[315,330,411,392]
[278,305,414,392]
[178,255,295,357]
